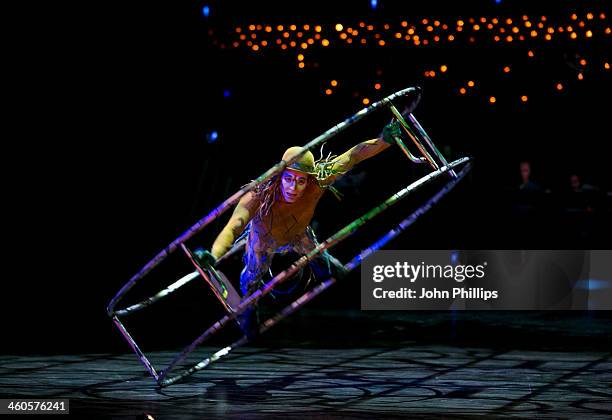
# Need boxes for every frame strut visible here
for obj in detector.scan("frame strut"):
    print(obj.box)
[388,104,440,171]
[407,113,458,178]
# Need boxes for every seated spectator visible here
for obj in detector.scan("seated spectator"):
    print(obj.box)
[518,160,542,192]
[569,173,599,193]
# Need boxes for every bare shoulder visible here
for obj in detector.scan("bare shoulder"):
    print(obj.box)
[235,190,261,215]
[240,190,260,204]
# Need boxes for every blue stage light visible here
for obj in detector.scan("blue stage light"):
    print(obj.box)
[451,251,459,265]
[495,0,502,4]
[223,89,231,98]
[202,5,210,17]
[370,0,378,9]
[206,130,219,143]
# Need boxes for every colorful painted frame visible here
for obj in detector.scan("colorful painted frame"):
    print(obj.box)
[106,86,472,387]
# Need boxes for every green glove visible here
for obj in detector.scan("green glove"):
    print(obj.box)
[382,121,402,144]
[194,247,217,267]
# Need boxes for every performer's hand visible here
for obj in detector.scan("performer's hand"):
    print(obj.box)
[194,248,217,267]
[382,120,402,144]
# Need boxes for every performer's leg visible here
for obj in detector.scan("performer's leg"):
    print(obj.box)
[237,236,273,339]
[240,246,273,296]
[293,227,347,282]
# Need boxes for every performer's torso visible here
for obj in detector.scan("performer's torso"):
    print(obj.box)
[250,182,324,251]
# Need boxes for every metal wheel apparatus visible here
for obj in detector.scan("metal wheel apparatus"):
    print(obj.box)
[107,86,473,387]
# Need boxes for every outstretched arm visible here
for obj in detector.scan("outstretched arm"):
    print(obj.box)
[320,122,400,186]
[211,191,260,259]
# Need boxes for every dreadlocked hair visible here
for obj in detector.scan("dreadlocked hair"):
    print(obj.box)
[252,174,282,218]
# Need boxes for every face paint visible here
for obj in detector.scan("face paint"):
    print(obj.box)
[280,169,309,203]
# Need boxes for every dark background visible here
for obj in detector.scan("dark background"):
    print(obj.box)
[6,0,611,354]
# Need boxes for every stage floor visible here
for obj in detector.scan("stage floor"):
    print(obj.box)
[1,344,611,419]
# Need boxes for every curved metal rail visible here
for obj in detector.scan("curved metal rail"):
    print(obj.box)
[106,85,471,387]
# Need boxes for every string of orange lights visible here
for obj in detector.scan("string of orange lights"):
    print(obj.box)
[221,12,609,52]
[209,10,610,107]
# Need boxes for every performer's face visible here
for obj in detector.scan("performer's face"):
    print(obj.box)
[281,169,308,203]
